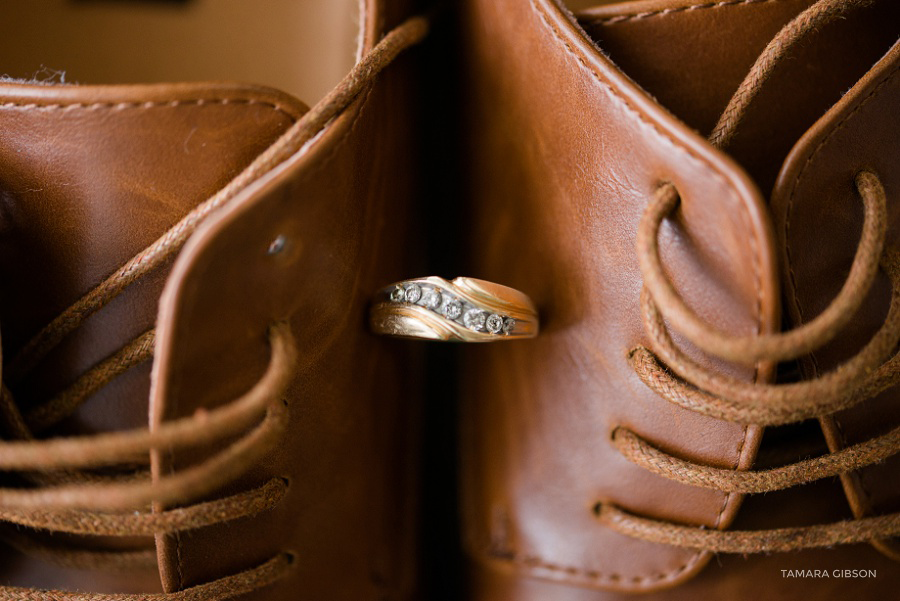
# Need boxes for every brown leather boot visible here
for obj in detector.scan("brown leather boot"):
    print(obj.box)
[459,0,900,598]
[0,1,425,599]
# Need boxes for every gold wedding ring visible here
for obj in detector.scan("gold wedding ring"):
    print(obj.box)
[370,277,539,342]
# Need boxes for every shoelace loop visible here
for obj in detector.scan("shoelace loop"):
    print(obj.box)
[599,173,900,553]
[596,0,900,555]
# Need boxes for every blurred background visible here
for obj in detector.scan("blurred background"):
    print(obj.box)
[0,0,359,103]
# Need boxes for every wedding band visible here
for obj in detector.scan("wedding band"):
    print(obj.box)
[370,276,539,342]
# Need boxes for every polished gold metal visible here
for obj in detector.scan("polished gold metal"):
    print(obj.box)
[370,276,539,342]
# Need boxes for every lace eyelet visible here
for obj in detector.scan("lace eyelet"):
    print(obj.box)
[608,426,622,442]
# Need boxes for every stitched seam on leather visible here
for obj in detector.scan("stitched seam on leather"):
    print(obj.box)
[527,0,764,585]
[0,98,298,122]
[476,546,706,587]
[721,178,765,542]
[784,60,900,537]
[162,79,377,590]
[101,96,300,593]
[723,186,765,537]
[304,85,387,587]
[582,0,794,25]
[169,252,218,591]
[174,527,186,592]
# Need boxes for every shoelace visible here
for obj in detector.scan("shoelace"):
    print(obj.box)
[595,0,900,553]
[0,14,428,601]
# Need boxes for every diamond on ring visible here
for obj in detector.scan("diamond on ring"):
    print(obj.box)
[464,309,487,331]
[502,317,516,335]
[422,287,442,310]
[485,313,504,334]
[443,299,463,320]
[405,284,422,304]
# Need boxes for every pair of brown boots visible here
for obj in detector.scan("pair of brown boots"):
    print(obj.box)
[0,0,897,599]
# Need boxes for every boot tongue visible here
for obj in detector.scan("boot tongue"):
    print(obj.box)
[576,0,898,196]
[0,83,305,438]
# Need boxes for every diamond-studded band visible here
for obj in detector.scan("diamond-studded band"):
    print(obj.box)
[370,276,539,342]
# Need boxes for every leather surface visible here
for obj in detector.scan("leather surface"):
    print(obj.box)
[465,480,900,600]
[578,0,899,196]
[0,82,304,593]
[459,0,779,592]
[149,1,423,599]
[772,39,900,559]
[579,0,817,136]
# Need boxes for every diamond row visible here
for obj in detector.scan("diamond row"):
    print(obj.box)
[390,283,516,335]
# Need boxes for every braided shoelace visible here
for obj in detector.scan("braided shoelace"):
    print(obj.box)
[595,0,900,553]
[0,15,428,601]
